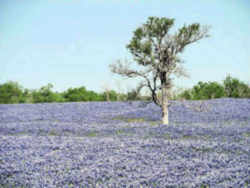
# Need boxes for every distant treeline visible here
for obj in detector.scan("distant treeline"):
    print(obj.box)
[174,75,250,100]
[0,75,249,104]
[0,82,148,104]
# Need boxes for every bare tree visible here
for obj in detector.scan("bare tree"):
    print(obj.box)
[101,82,111,101]
[110,17,210,125]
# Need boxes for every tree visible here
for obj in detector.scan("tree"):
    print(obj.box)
[179,89,192,100]
[191,81,225,100]
[0,81,24,104]
[223,74,250,98]
[32,83,64,103]
[63,86,90,102]
[110,17,210,124]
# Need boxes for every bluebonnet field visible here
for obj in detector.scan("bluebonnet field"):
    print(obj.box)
[0,98,249,187]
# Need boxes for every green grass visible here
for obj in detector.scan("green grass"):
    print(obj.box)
[115,129,125,135]
[200,184,210,188]
[191,146,214,153]
[85,131,98,137]
[243,132,250,138]
[149,121,161,126]
[162,133,172,140]
[244,180,250,188]
[126,118,145,123]
[112,116,161,126]
[112,116,145,122]
[49,130,58,136]
[181,135,199,140]
[9,131,27,136]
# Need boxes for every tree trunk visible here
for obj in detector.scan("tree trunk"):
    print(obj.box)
[161,85,169,125]
[106,91,110,101]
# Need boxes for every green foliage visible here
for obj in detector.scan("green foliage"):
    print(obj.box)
[64,86,107,102]
[99,90,119,101]
[0,81,24,104]
[31,84,64,103]
[126,17,175,66]
[177,75,250,100]
[0,75,248,104]
[191,81,225,100]
[63,86,101,102]
[177,89,191,100]
[223,75,250,98]
[0,81,121,104]
[108,90,119,101]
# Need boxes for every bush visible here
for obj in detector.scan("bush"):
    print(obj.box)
[223,75,250,98]
[178,75,250,100]
[31,84,64,103]
[63,86,103,102]
[0,76,248,104]
[179,89,192,100]
[0,81,24,104]
[191,81,225,100]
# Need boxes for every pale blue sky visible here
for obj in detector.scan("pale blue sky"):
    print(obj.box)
[0,0,249,92]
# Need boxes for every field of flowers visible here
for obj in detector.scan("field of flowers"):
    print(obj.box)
[0,98,249,187]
